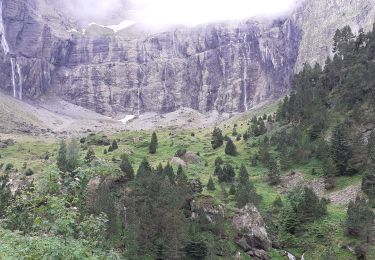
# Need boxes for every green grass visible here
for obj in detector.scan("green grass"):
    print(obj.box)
[0,101,372,259]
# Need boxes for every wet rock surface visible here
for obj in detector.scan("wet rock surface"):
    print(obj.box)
[0,0,374,116]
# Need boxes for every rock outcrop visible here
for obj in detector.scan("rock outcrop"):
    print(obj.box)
[0,0,374,115]
[232,204,272,259]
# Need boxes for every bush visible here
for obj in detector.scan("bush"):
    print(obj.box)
[25,168,34,176]
[86,134,111,146]
[175,148,187,157]
[4,163,14,172]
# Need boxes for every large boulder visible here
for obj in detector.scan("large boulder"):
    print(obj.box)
[232,204,272,259]
[191,195,225,223]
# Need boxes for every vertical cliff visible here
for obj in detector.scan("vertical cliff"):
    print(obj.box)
[53,19,300,114]
[0,0,374,115]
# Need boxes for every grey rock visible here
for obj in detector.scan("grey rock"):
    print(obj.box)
[232,204,272,252]
[0,0,374,115]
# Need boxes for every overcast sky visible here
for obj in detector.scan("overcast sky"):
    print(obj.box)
[59,0,298,27]
[130,0,297,26]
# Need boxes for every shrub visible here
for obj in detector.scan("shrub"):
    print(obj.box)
[25,168,34,176]
[175,148,187,157]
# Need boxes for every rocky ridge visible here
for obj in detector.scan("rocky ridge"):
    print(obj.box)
[0,0,374,115]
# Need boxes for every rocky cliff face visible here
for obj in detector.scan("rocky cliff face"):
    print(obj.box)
[0,0,374,115]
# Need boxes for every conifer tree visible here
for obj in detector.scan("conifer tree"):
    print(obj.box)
[57,140,67,172]
[66,138,80,172]
[163,162,175,184]
[238,164,250,184]
[211,127,224,149]
[346,196,374,240]
[207,177,216,191]
[219,164,235,183]
[137,158,153,178]
[323,156,336,189]
[85,147,96,163]
[229,184,236,195]
[267,157,281,186]
[214,157,223,166]
[120,154,135,181]
[176,165,188,184]
[0,173,11,217]
[331,123,352,176]
[111,140,118,150]
[156,163,164,176]
[235,182,261,208]
[149,132,158,154]
[236,164,260,207]
[362,131,375,205]
[225,138,237,156]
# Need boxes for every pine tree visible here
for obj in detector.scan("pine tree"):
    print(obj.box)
[137,158,153,179]
[211,127,224,149]
[66,138,80,172]
[225,138,237,156]
[229,184,236,195]
[156,163,164,176]
[207,177,216,191]
[111,140,118,150]
[0,173,11,217]
[331,123,352,176]
[57,140,67,172]
[258,120,267,135]
[214,165,224,181]
[238,164,250,184]
[85,147,96,163]
[120,154,135,181]
[176,165,188,184]
[235,180,261,207]
[273,196,283,209]
[163,162,175,184]
[214,157,223,166]
[128,171,187,258]
[220,163,235,183]
[323,156,336,190]
[362,131,375,205]
[267,157,280,186]
[149,132,158,154]
[346,196,374,240]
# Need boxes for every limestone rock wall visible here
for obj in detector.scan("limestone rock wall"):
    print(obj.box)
[0,0,374,115]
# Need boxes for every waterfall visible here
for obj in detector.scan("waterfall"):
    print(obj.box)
[164,63,168,91]
[0,1,9,54]
[287,252,296,260]
[10,57,16,97]
[16,62,22,100]
[138,65,146,116]
[242,36,248,112]
[0,2,21,100]
[142,43,147,63]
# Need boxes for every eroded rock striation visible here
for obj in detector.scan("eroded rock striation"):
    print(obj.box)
[0,0,374,115]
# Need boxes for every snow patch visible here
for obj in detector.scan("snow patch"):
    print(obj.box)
[88,20,135,33]
[119,115,136,124]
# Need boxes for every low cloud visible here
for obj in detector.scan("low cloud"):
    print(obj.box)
[51,0,299,27]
